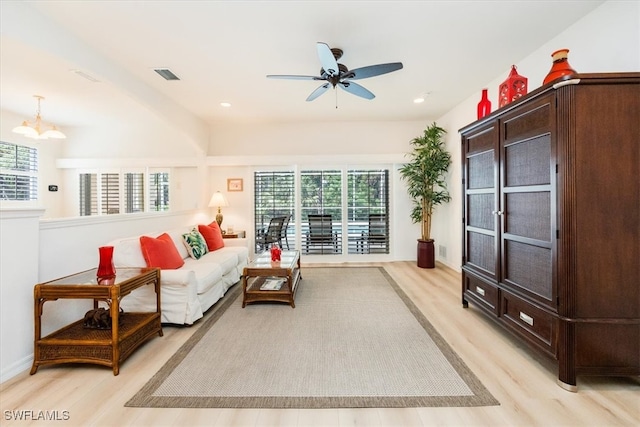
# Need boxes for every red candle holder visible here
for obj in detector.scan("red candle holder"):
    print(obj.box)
[498,65,528,108]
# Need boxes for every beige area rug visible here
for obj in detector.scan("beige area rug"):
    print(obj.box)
[126,267,498,408]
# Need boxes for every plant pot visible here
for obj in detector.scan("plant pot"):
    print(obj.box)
[417,239,435,269]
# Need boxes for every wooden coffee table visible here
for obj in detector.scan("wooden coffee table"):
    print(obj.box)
[242,250,301,308]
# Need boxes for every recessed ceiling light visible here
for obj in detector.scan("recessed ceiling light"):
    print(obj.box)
[414,92,431,104]
[220,102,231,108]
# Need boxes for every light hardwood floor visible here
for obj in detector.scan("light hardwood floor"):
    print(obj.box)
[1,261,638,426]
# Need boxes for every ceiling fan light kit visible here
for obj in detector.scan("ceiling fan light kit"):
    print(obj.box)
[267,42,403,103]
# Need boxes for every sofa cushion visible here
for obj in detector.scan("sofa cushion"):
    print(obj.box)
[181,259,224,294]
[112,236,147,267]
[198,222,225,251]
[199,248,239,276]
[140,233,185,269]
[182,228,209,260]
[166,228,190,260]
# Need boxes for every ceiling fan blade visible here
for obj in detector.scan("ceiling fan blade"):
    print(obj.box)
[317,42,339,77]
[347,62,404,80]
[339,81,375,100]
[267,74,322,80]
[306,83,331,102]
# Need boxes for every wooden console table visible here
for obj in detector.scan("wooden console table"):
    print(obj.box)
[31,267,162,375]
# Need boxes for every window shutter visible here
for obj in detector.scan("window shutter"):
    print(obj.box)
[0,141,38,201]
[149,172,169,211]
[124,172,144,213]
[79,173,97,216]
[254,171,295,252]
[101,173,120,215]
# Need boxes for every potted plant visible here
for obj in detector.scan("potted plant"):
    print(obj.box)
[399,122,452,268]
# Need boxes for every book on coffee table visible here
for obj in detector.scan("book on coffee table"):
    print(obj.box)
[260,278,285,291]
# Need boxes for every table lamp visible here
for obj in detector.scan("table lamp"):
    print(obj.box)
[208,191,229,228]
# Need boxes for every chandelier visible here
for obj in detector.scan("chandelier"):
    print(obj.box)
[12,95,66,139]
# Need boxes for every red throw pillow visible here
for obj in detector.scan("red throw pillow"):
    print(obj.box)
[139,233,185,269]
[198,222,225,251]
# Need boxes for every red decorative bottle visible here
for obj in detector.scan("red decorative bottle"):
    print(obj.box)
[97,246,116,283]
[543,49,577,85]
[477,89,491,119]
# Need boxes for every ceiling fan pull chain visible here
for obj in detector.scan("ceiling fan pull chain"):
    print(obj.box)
[335,88,338,109]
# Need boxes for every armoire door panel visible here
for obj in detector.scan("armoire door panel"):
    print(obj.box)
[503,240,553,303]
[504,135,552,187]
[504,192,551,241]
[502,97,553,143]
[467,150,495,189]
[466,231,497,278]
[467,193,495,230]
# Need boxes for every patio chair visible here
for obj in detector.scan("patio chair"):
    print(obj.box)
[280,214,292,250]
[256,216,287,252]
[359,213,388,253]
[306,214,337,253]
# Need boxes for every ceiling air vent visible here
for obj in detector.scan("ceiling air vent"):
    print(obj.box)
[154,68,180,81]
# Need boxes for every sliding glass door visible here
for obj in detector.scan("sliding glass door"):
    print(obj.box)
[254,167,390,256]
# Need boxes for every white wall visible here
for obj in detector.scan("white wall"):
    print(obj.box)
[0,209,44,382]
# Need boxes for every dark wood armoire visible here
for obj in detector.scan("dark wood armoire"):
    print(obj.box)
[460,73,639,391]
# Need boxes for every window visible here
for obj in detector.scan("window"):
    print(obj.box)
[149,172,169,212]
[300,170,342,254]
[79,173,97,216]
[254,171,295,252]
[124,172,144,213]
[0,141,38,201]
[78,170,169,215]
[347,169,389,254]
[253,167,391,256]
[101,173,120,214]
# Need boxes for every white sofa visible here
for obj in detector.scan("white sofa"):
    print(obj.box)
[107,226,249,325]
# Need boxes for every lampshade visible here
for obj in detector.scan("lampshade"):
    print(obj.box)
[208,192,229,208]
[12,95,66,140]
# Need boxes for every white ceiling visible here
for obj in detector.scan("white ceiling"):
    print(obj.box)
[0,1,605,129]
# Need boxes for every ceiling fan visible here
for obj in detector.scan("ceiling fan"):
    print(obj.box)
[267,42,403,102]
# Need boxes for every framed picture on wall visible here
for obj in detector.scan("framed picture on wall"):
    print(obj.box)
[227,178,243,192]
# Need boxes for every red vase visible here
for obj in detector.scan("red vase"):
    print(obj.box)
[477,89,491,119]
[270,245,282,261]
[97,246,116,283]
[543,49,577,85]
